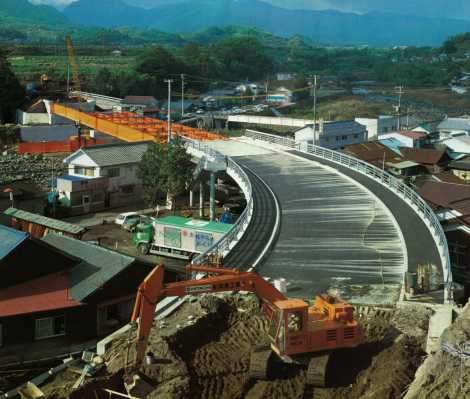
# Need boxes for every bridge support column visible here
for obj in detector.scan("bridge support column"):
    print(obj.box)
[199,182,204,218]
[189,189,194,208]
[210,172,216,221]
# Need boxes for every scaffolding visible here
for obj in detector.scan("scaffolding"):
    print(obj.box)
[51,104,227,143]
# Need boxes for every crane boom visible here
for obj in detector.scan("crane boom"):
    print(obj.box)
[65,35,81,93]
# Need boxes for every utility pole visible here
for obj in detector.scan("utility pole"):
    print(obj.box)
[265,79,269,102]
[66,64,70,95]
[313,75,318,145]
[164,79,173,143]
[395,85,405,131]
[180,74,185,118]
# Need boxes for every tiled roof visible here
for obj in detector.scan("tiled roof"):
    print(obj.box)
[417,181,470,212]
[0,225,28,260]
[71,141,150,167]
[0,273,81,317]
[4,208,86,235]
[42,234,135,301]
[400,148,446,165]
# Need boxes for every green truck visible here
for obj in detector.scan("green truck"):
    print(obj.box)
[133,216,233,260]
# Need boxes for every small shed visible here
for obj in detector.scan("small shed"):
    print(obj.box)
[3,208,86,239]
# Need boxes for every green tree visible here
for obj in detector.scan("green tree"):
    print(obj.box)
[213,37,274,80]
[0,50,25,123]
[138,138,194,211]
[162,137,194,211]
[138,142,166,209]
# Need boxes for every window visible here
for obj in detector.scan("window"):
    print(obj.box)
[353,134,359,139]
[35,316,65,340]
[336,136,340,141]
[287,311,303,332]
[74,166,94,177]
[342,135,348,140]
[120,184,135,194]
[107,168,120,178]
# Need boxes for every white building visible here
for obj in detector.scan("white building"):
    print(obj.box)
[57,142,150,215]
[355,115,419,140]
[379,131,427,149]
[443,136,470,155]
[295,120,367,150]
[267,87,293,104]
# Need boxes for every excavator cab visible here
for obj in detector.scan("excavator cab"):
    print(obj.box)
[267,299,310,357]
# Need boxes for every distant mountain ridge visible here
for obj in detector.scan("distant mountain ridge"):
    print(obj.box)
[0,0,69,25]
[61,0,470,46]
[1,0,470,46]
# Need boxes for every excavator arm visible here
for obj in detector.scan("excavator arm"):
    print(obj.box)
[130,264,287,369]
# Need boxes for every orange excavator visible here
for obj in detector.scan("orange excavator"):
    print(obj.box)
[125,264,362,391]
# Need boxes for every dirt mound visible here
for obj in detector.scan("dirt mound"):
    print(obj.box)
[405,301,470,399]
[41,296,430,399]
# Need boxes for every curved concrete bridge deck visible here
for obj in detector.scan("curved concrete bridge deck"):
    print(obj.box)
[207,139,425,301]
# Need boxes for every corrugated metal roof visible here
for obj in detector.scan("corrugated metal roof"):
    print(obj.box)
[157,216,233,234]
[42,234,135,301]
[438,118,470,131]
[0,225,29,260]
[4,208,86,235]
[20,125,78,142]
[76,141,150,167]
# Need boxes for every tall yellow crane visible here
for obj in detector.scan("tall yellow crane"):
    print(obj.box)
[65,35,81,94]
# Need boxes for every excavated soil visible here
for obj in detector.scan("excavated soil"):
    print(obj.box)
[42,294,431,399]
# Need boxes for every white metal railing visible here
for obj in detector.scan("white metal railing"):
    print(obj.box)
[70,91,123,104]
[245,129,453,303]
[182,138,254,265]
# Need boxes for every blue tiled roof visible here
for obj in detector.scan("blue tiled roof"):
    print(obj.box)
[0,225,28,260]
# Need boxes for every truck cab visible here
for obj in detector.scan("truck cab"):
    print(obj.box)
[133,223,154,255]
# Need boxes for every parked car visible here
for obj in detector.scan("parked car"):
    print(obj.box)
[115,212,138,226]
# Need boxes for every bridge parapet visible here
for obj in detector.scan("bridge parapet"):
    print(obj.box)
[182,138,254,265]
[245,129,453,303]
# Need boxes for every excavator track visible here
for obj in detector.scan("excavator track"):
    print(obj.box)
[306,354,330,387]
[249,346,272,380]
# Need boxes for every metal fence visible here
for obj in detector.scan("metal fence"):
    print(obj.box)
[245,129,453,302]
[182,138,254,265]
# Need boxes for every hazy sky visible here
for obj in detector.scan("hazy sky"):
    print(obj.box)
[28,0,470,20]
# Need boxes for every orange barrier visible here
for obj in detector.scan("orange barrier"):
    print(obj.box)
[51,104,227,143]
[18,137,105,154]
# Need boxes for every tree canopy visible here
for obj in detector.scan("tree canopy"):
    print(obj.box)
[138,138,194,210]
[0,49,25,123]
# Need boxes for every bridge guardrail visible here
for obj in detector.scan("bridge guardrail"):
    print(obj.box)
[182,138,254,265]
[71,91,123,103]
[245,129,453,303]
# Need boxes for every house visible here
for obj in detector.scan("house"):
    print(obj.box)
[16,99,74,126]
[356,115,421,140]
[122,96,159,113]
[416,181,470,293]
[386,160,423,178]
[111,50,122,57]
[57,142,150,215]
[3,208,86,239]
[380,131,427,148]
[437,117,470,140]
[400,148,449,173]
[443,135,470,155]
[343,141,403,169]
[448,156,470,182]
[0,231,154,353]
[295,120,367,150]
[267,87,293,104]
